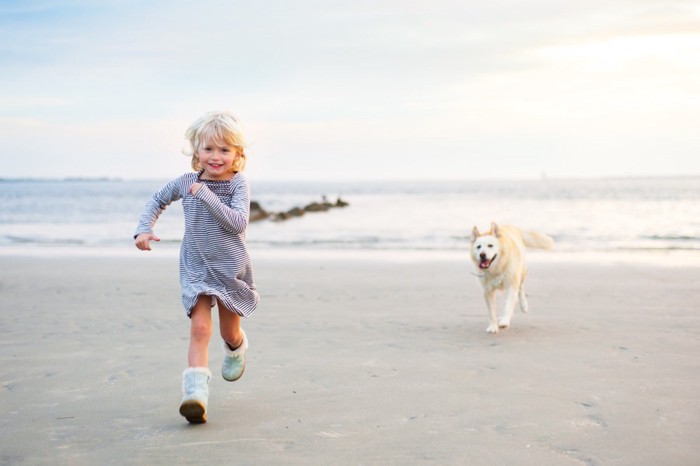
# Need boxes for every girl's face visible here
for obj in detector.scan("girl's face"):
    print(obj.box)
[197,138,240,180]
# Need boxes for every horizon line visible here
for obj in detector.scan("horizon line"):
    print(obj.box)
[2,174,699,183]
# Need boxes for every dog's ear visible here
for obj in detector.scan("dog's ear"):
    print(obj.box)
[491,222,501,238]
[471,226,480,242]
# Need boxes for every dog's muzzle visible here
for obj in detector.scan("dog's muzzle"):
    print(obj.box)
[479,253,496,269]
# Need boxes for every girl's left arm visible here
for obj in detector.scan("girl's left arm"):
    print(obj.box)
[195,176,250,234]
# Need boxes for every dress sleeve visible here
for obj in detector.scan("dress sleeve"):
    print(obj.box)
[133,175,188,237]
[194,175,250,234]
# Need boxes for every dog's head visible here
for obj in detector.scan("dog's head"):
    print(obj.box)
[470,223,501,270]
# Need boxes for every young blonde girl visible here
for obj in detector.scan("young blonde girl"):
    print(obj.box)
[134,111,259,424]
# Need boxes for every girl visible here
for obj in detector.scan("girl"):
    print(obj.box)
[134,111,259,424]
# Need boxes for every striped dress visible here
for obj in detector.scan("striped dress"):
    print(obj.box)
[134,172,259,317]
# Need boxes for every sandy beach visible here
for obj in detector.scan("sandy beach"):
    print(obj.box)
[1,249,699,465]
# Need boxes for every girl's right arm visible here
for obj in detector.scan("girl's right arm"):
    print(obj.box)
[135,232,160,251]
[133,174,191,250]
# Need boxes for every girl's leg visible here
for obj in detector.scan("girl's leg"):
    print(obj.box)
[218,300,243,349]
[181,295,213,424]
[218,300,247,382]
[188,296,213,367]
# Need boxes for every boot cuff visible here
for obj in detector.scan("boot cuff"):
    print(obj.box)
[183,367,212,378]
[222,329,249,357]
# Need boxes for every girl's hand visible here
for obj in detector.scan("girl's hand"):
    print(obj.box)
[190,182,202,195]
[135,233,160,251]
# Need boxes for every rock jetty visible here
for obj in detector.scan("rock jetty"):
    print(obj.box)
[250,196,349,222]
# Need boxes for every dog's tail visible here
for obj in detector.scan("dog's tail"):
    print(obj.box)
[519,229,554,250]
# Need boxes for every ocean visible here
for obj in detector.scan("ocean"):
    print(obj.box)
[1,177,699,257]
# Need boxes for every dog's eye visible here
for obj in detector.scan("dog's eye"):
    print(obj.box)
[487,244,493,248]
[476,245,481,249]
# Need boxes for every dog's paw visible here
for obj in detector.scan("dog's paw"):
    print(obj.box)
[498,319,511,329]
[486,324,499,334]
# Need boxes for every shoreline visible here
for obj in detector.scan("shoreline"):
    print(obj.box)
[0,244,699,267]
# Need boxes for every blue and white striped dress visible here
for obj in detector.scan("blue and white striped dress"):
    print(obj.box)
[135,172,259,317]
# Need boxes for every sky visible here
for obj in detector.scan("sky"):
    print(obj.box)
[1,0,699,181]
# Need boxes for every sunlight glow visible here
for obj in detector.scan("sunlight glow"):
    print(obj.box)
[534,34,700,71]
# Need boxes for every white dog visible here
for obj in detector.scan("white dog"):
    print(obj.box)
[470,223,553,333]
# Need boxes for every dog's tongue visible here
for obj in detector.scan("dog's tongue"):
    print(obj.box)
[479,258,491,269]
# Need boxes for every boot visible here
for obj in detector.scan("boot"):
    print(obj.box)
[179,367,211,424]
[222,330,248,382]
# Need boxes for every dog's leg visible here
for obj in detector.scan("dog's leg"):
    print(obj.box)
[484,291,499,334]
[518,281,529,313]
[499,287,518,328]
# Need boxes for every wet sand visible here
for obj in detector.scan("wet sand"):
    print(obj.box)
[1,250,699,465]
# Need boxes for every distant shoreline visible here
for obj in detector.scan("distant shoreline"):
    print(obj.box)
[0,177,125,183]
[1,244,698,267]
[2,174,700,183]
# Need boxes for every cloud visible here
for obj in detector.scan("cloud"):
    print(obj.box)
[1,0,699,179]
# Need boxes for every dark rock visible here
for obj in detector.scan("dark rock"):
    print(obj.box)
[303,202,330,212]
[250,201,269,222]
[254,195,349,222]
[287,207,305,217]
[272,212,290,221]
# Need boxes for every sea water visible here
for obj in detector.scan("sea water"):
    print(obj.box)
[1,177,698,257]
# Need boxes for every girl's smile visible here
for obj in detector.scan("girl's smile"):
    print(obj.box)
[197,140,240,180]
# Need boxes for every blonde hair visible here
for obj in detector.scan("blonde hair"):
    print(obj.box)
[183,111,247,172]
